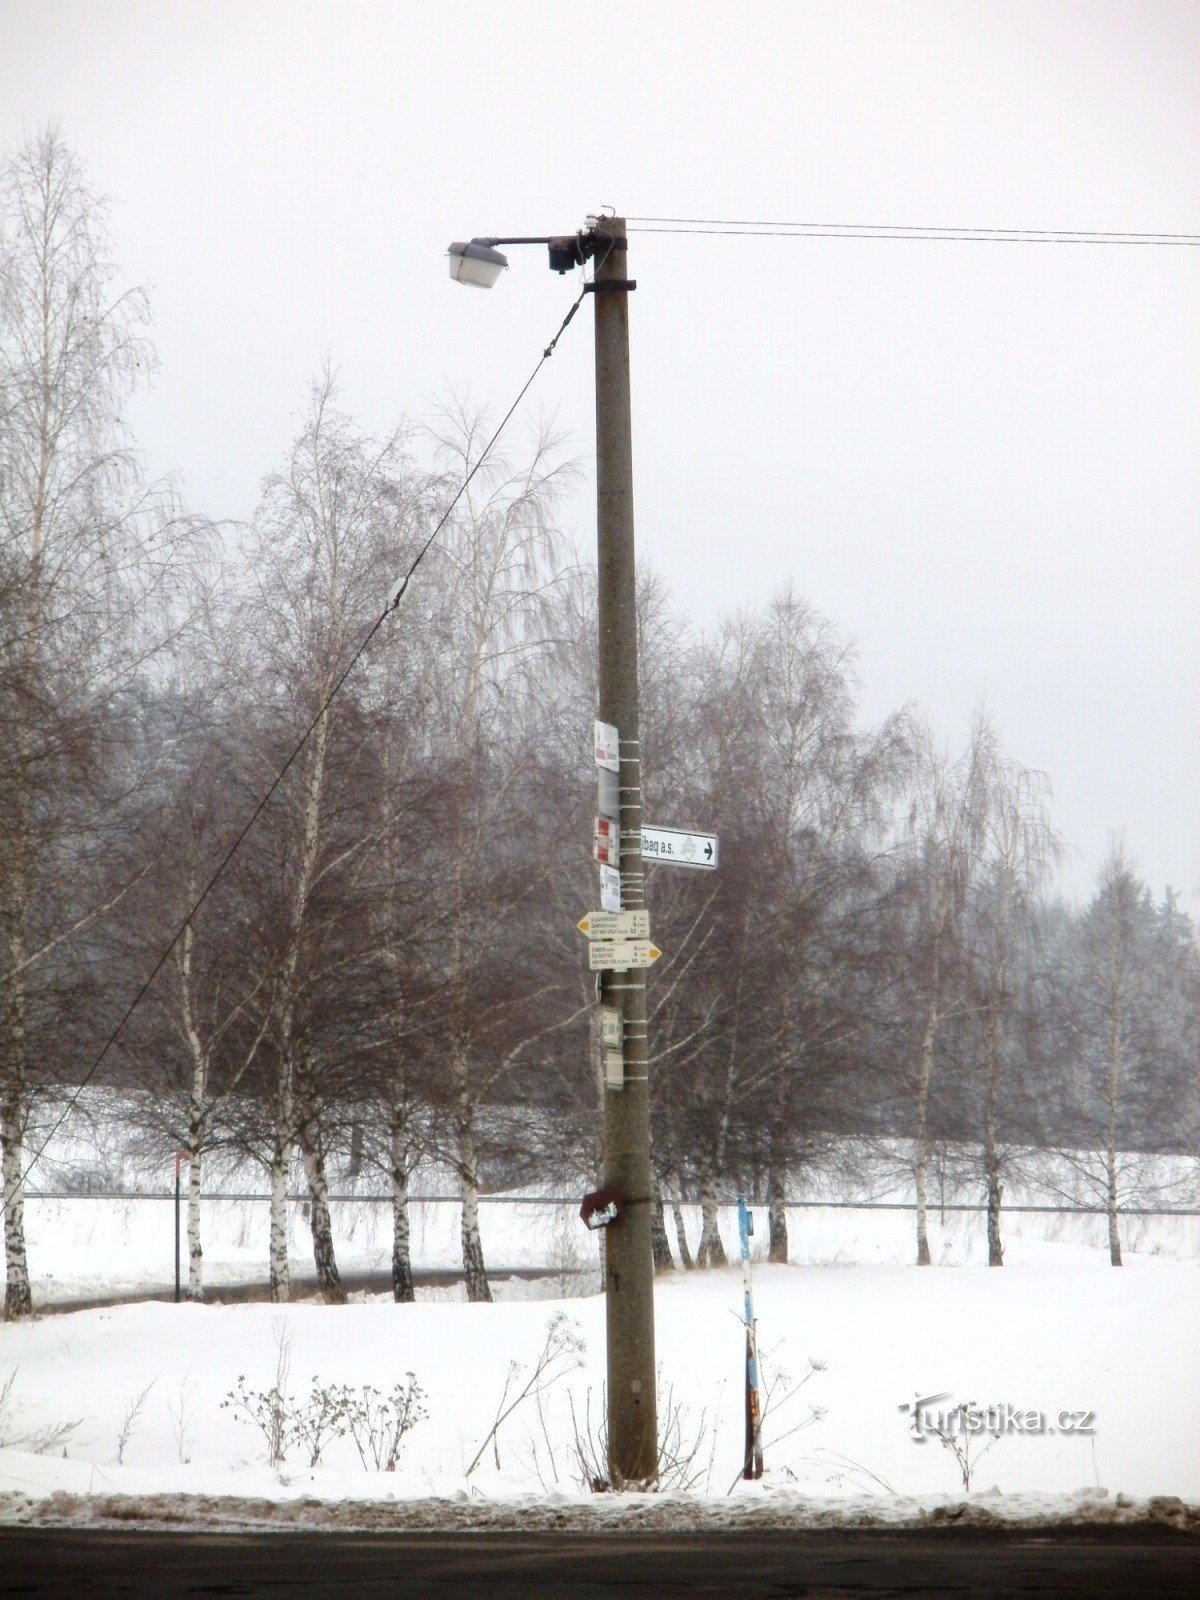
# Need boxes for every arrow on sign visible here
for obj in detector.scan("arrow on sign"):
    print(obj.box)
[641,824,719,870]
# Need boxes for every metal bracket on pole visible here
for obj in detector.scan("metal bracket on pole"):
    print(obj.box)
[585,280,637,293]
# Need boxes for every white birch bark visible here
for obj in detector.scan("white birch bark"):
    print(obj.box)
[1,890,32,1318]
[299,1114,345,1304]
[651,1181,674,1275]
[455,1090,491,1302]
[185,1142,204,1300]
[1,1101,30,1320]
[390,1098,414,1303]
[268,1134,291,1303]
[914,980,938,1268]
[666,1167,694,1270]
[696,1149,727,1269]
[982,930,1007,1268]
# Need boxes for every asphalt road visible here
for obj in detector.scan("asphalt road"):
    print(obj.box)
[2,1528,1198,1597]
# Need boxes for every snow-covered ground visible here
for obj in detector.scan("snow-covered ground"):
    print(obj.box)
[5,1101,1197,1529]
[2,1251,1197,1528]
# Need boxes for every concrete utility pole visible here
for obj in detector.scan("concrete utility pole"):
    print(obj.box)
[592,218,658,1483]
[446,213,658,1483]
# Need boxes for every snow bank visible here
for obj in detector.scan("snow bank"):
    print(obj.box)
[1,1484,1196,1534]
[1,1260,1196,1529]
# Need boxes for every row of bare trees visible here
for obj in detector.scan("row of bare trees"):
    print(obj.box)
[3,129,1197,1320]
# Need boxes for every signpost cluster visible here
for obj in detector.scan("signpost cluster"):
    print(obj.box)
[581,721,718,1090]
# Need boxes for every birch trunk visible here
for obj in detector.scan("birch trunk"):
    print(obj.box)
[268,1136,291,1303]
[913,1096,932,1268]
[178,924,209,1301]
[299,1118,345,1304]
[766,1075,791,1264]
[982,1032,1004,1266]
[667,1167,694,1270]
[455,1097,491,1302]
[390,1107,414,1303]
[1106,994,1123,1267]
[2,881,33,1318]
[651,1186,674,1274]
[914,936,942,1268]
[981,870,1013,1267]
[985,960,1004,1260]
[1,1094,31,1320]
[696,926,746,1271]
[186,1141,204,1301]
[1105,1146,1122,1267]
[696,1151,727,1268]
[983,985,1004,1267]
[767,1164,789,1265]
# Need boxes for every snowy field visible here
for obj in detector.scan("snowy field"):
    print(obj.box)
[5,1107,1198,1530]
[2,1243,1198,1529]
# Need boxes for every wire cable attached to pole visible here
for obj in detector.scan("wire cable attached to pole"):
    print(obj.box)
[626,215,1200,247]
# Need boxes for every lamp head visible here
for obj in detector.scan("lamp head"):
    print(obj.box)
[447,239,509,288]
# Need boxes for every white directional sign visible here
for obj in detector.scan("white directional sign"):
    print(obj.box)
[588,939,662,971]
[641,824,719,870]
[593,719,620,773]
[577,909,651,941]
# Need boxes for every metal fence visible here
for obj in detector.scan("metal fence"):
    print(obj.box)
[24,1191,1200,1215]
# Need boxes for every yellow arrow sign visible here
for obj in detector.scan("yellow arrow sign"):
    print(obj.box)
[588,939,662,971]
[577,909,650,940]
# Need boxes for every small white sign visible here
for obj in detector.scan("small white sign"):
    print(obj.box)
[604,1048,625,1090]
[594,719,620,773]
[593,816,620,867]
[597,766,620,820]
[599,864,621,911]
[600,1007,623,1049]
[577,909,651,941]
[641,824,719,870]
[588,939,662,971]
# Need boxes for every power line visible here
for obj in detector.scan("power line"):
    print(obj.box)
[626,215,1200,247]
[6,279,592,1208]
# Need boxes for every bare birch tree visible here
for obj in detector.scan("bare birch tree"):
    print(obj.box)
[0,127,199,1316]
[903,716,995,1266]
[411,406,576,1301]
[967,759,1059,1265]
[231,372,423,1302]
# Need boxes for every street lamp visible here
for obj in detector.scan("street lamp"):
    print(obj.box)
[446,239,509,288]
[448,215,657,1485]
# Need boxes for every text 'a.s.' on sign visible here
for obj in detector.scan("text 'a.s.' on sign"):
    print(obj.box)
[641,824,718,869]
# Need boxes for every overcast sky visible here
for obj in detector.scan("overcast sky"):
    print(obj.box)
[3,0,1197,905]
